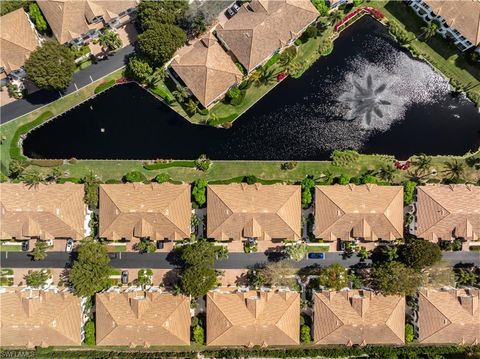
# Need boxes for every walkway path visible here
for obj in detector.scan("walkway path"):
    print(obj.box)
[0,45,134,124]
[1,250,478,269]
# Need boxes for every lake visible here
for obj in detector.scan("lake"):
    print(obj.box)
[23,16,480,160]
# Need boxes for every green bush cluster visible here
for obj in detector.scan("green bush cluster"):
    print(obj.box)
[405,323,414,343]
[155,173,171,183]
[194,154,212,171]
[84,320,96,345]
[28,3,47,32]
[300,325,311,344]
[264,52,281,68]
[94,80,116,94]
[192,179,207,207]
[10,111,53,161]
[300,176,315,208]
[123,171,147,183]
[403,181,417,205]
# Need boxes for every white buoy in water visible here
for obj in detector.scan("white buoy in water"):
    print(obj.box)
[90,105,93,110]
[101,128,105,133]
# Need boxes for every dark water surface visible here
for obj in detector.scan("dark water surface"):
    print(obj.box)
[23,16,480,160]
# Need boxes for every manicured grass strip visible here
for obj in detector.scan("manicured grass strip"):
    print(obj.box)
[207,113,238,126]
[306,245,330,253]
[144,161,196,170]
[57,177,83,184]
[150,86,174,104]
[94,80,116,94]
[0,242,22,252]
[9,111,53,161]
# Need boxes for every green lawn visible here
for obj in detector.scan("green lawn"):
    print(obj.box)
[0,242,23,252]
[107,244,127,252]
[306,245,330,253]
[370,1,480,105]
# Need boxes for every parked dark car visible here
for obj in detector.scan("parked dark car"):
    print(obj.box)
[156,240,164,250]
[21,241,29,252]
[121,270,129,285]
[225,7,235,18]
[308,252,325,259]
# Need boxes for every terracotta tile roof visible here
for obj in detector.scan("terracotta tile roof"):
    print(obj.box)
[216,0,318,72]
[418,288,480,344]
[0,8,40,74]
[0,183,86,240]
[95,291,191,346]
[37,0,138,44]
[206,289,300,346]
[172,33,243,108]
[424,0,480,46]
[314,184,403,241]
[0,289,82,347]
[207,183,301,241]
[416,184,480,241]
[99,183,191,241]
[313,290,405,345]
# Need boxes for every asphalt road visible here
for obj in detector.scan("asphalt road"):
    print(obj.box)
[0,45,134,124]
[1,251,478,269]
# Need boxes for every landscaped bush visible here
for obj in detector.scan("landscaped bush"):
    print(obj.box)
[199,108,209,116]
[300,324,311,344]
[84,320,95,345]
[301,176,315,208]
[192,325,204,344]
[123,171,148,183]
[405,323,414,343]
[192,179,207,207]
[281,161,297,171]
[336,174,350,185]
[70,45,91,59]
[143,160,195,170]
[29,159,64,167]
[94,80,115,94]
[10,111,53,161]
[194,154,211,171]
[155,173,171,183]
[403,180,417,205]
[28,3,47,33]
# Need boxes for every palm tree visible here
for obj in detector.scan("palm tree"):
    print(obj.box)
[98,29,122,54]
[382,245,398,262]
[186,99,200,116]
[172,86,189,103]
[147,67,166,87]
[259,67,276,85]
[329,10,343,25]
[377,165,396,182]
[248,70,262,86]
[46,167,63,182]
[420,22,438,41]
[22,169,46,188]
[443,159,465,183]
[412,153,432,174]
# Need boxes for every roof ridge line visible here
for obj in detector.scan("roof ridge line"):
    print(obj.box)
[418,292,453,342]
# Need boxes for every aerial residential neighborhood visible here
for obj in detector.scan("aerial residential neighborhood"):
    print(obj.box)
[0,0,479,358]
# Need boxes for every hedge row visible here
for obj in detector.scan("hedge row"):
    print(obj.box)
[10,111,54,161]
[94,80,116,94]
[143,161,196,170]
[208,175,283,185]
[27,345,479,359]
[29,159,64,167]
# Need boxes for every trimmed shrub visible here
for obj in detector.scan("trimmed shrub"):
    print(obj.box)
[192,325,204,344]
[405,323,414,343]
[94,80,115,94]
[194,154,211,172]
[28,3,47,33]
[336,174,350,185]
[10,111,53,161]
[0,172,8,183]
[155,173,171,183]
[84,320,95,345]
[300,325,311,344]
[403,180,417,205]
[123,171,147,183]
[29,159,63,167]
[144,161,195,170]
[192,179,207,207]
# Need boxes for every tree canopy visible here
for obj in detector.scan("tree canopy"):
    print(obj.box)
[180,265,217,299]
[317,264,349,291]
[69,240,112,297]
[399,239,442,271]
[25,41,75,90]
[180,240,216,267]
[24,270,49,288]
[138,22,187,66]
[137,0,188,28]
[369,262,422,296]
[127,56,153,83]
